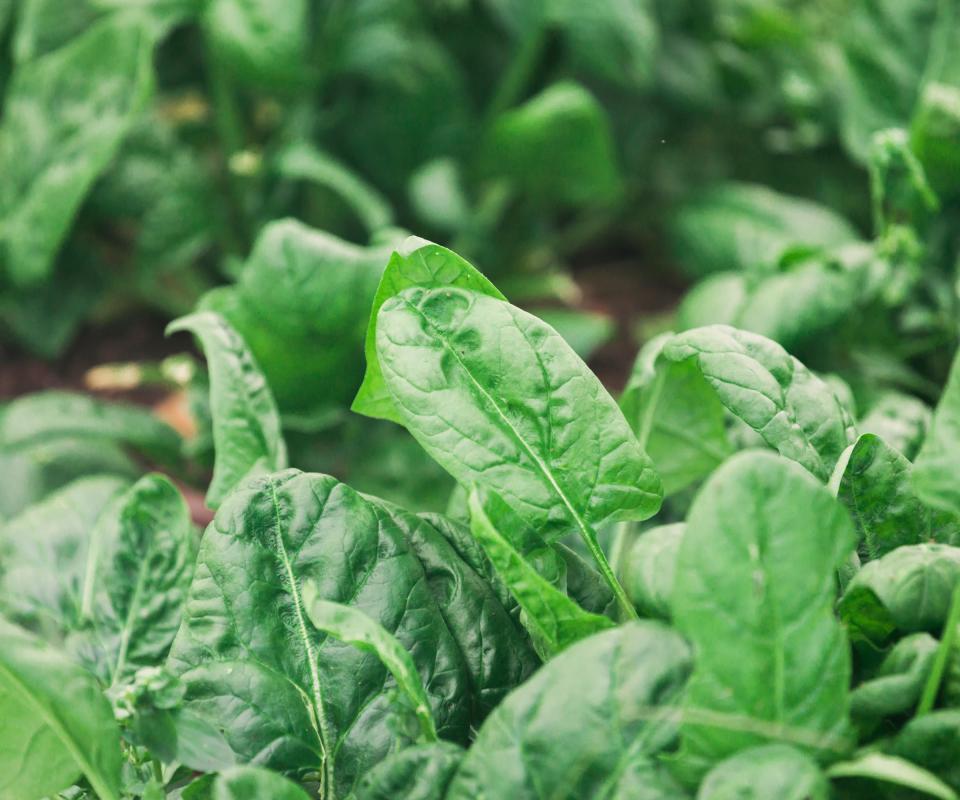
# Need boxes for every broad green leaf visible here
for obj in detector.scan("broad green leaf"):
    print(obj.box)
[203,0,307,87]
[203,219,397,417]
[303,594,438,742]
[353,236,505,425]
[0,15,153,286]
[483,82,622,207]
[839,544,960,644]
[663,325,856,481]
[892,710,960,792]
[446,622,692,800]
[915,348,960,516]
[849,633,938,723]
[168,470,533,797]
[620,333,732,496]
[167,311,287,509]
[670,183,857,278]
[212,766,311,800]
[0,391,182,465]
[676,273,747,330]
[352,742,463,800]
[468,490,613,658]
[75,474,195,684]
[535,308,614,361]
[408,158,469,233]
[0,618,122,800]
[832,434,960,558]
[673,451,854,781]
[275,142,393,235]
[828,753,958,800]
[0,475,131,637]
[859,392,931,460]
[698,744,828,800]
[621,523,683,620]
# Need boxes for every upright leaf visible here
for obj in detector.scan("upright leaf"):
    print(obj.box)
[915,348,960,516]
[167,311,287,509]
[353,236,505,424]
[168,470,492,798]
[0,16,153,285]
[446,622,692,800]
[0,618,122,800]
[663,325,856,481]
[467,490,613,658]
[672,450,854,781]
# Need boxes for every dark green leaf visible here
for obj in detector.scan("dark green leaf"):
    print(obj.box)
[849,633,938,723]
[352,742,463,800]
[827,753,957,800]
[892,710,960,792]
[212,766,311,800]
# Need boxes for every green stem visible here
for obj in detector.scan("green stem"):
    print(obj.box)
[482,24,549,133]
[151,757,164,786]
[582,524,638,622]
[916,581,960,716]
[607,521,631,576]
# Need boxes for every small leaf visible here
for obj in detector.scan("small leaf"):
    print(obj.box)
[167,311,287,509]
[352,742,463,800]
[621,523,683,621]
[828,752,958,800]
[698,744,829,800]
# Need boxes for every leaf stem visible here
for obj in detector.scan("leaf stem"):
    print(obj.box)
[916,581,960,716]
[582,523,638,621]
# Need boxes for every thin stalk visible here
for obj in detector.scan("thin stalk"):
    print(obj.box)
[481,24,549,132]
[607,521,632,577]
[581,523,638,622]
[916,582,960,716]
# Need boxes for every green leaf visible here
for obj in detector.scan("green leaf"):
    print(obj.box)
[892,710,960,792]
[535,308,614,361]
[303,593,438,743]
[168,470,524,798]
[483,82,622,207]
[670,183,858,278]
[620,333,732,496]
[672,450,855,781]
[832,434,960,559]
[374,285,661,613]
[467,489,613,658]
[76,474,196,684]
[167,311,287,509]
[352,742,463,800]
[0,618,122,800]
[849,633,938,723]
[212,766,311,800]
[203,0,307,87]
[839,544,960,644]
[663,325,856,481]
[915,348,960,516]
[0,15,153,286]
[0,391,182,466]
[445,622,692,800]
[275,142,393,235]
[828,752,958,800]
[621,523,683,621]
[0,475,131,637]
[203,219,396,417]
[698,744,829,800]
[859,392,931,460]
[352,236,505,425]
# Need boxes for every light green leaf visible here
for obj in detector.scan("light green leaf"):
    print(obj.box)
[621,523,683,621]
[212,766,311,800]
[468,489,613,658]
[892,710,960,792]
[353,236,505,425]
[915,347,960,516]
[0,15,153,285]
[0,618,122,800]
[828,752,958,800]
[859,391,931,460]
[698,744,828,800]
[352,742,463,800]
[303,592,438,743]
[167,311,287,509]
[663,325,856,481]
[673,450,854,781]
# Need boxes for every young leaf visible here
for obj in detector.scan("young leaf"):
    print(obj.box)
[467,489,613,658]
[672,450,855,781]
[832,434,960,558]
[168,470,489,798]
[212,766,311,800]
[304,593,438,743]
[352,742,463,800]
[698,744,829,800]
[167,311,287,509]
[663,325,856,481]
[859,391,931,460]
[0,15,153,286]
[620,332,732,495]
[848,634,938,723]
[827,753,958,800]
[77,473,195,684]
[915,347,960,516]
[892,711,960,792]
[373,285,661,612]
[445,622,692,800]
[0,618,122,800]
[621,522,683,621]
[353,236,505,425]
[0,390,182,465]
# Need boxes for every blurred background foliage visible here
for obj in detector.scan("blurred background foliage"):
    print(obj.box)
[1,0,959,516]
